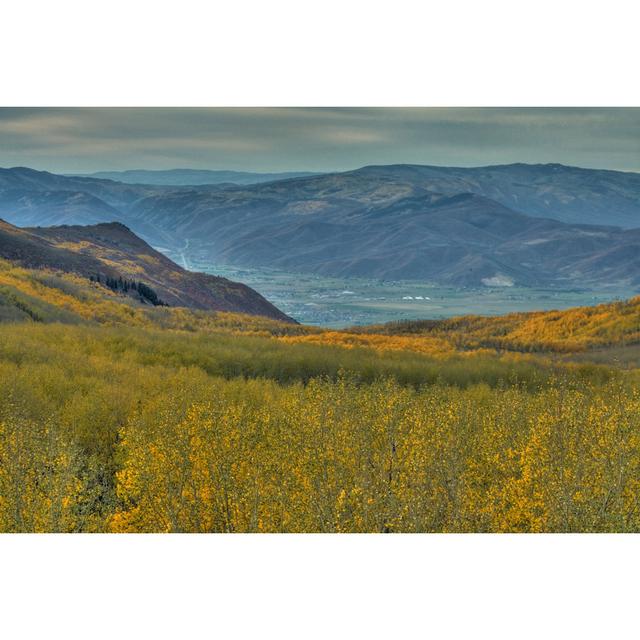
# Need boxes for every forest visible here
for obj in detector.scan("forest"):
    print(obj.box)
[1,260,640,532]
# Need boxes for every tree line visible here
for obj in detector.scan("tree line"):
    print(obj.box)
[89,273,167,306]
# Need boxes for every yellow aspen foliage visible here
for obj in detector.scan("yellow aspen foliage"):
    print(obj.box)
[104,375,640,533]
[1,263,640,533]
[0,415,85,532]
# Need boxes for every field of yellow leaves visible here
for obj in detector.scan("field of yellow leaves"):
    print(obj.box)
[1,262,640,532]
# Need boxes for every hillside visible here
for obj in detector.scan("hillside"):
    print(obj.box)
[346,295,640,353]
[0,219,293,321]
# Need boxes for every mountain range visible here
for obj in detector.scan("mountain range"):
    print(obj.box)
[1,163,640,288]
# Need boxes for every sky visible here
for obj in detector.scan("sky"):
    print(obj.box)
[0,107,638,174]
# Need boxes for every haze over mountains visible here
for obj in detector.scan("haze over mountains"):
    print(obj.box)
[1,163,640,289]
[72,169,319,186]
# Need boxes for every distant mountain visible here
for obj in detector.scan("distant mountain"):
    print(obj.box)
[72,169,320,186]
[123,168,640,287]
[0,219,293,321]
[0,166,158,207]
[134,190,639,287]
[348,163,640,228]
[2,163,640,288]
[0,189,123,227]
[0,166,189,247]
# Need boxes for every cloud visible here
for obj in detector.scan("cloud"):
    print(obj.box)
[318,127,390,145]
[0,107,638,173]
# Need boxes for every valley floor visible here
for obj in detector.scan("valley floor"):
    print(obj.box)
[164,252,637,327]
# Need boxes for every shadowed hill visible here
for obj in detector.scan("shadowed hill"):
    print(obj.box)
[0,220,293,321]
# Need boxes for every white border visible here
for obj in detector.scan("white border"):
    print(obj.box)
[1,534,638,639]
[1,1,639,638]
[1,0,639,106]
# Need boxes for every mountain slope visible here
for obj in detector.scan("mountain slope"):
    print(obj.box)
[348,163,640,228]
[127,188,640,287]
[0,220,292,321]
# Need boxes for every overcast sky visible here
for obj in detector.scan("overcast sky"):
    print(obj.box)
[0,108,638,174]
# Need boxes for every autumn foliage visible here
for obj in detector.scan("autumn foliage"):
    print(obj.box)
[1,261,640,532]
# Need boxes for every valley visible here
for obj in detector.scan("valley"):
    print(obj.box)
[163,249,636,326]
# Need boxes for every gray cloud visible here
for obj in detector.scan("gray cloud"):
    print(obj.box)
[0,108,638,173]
